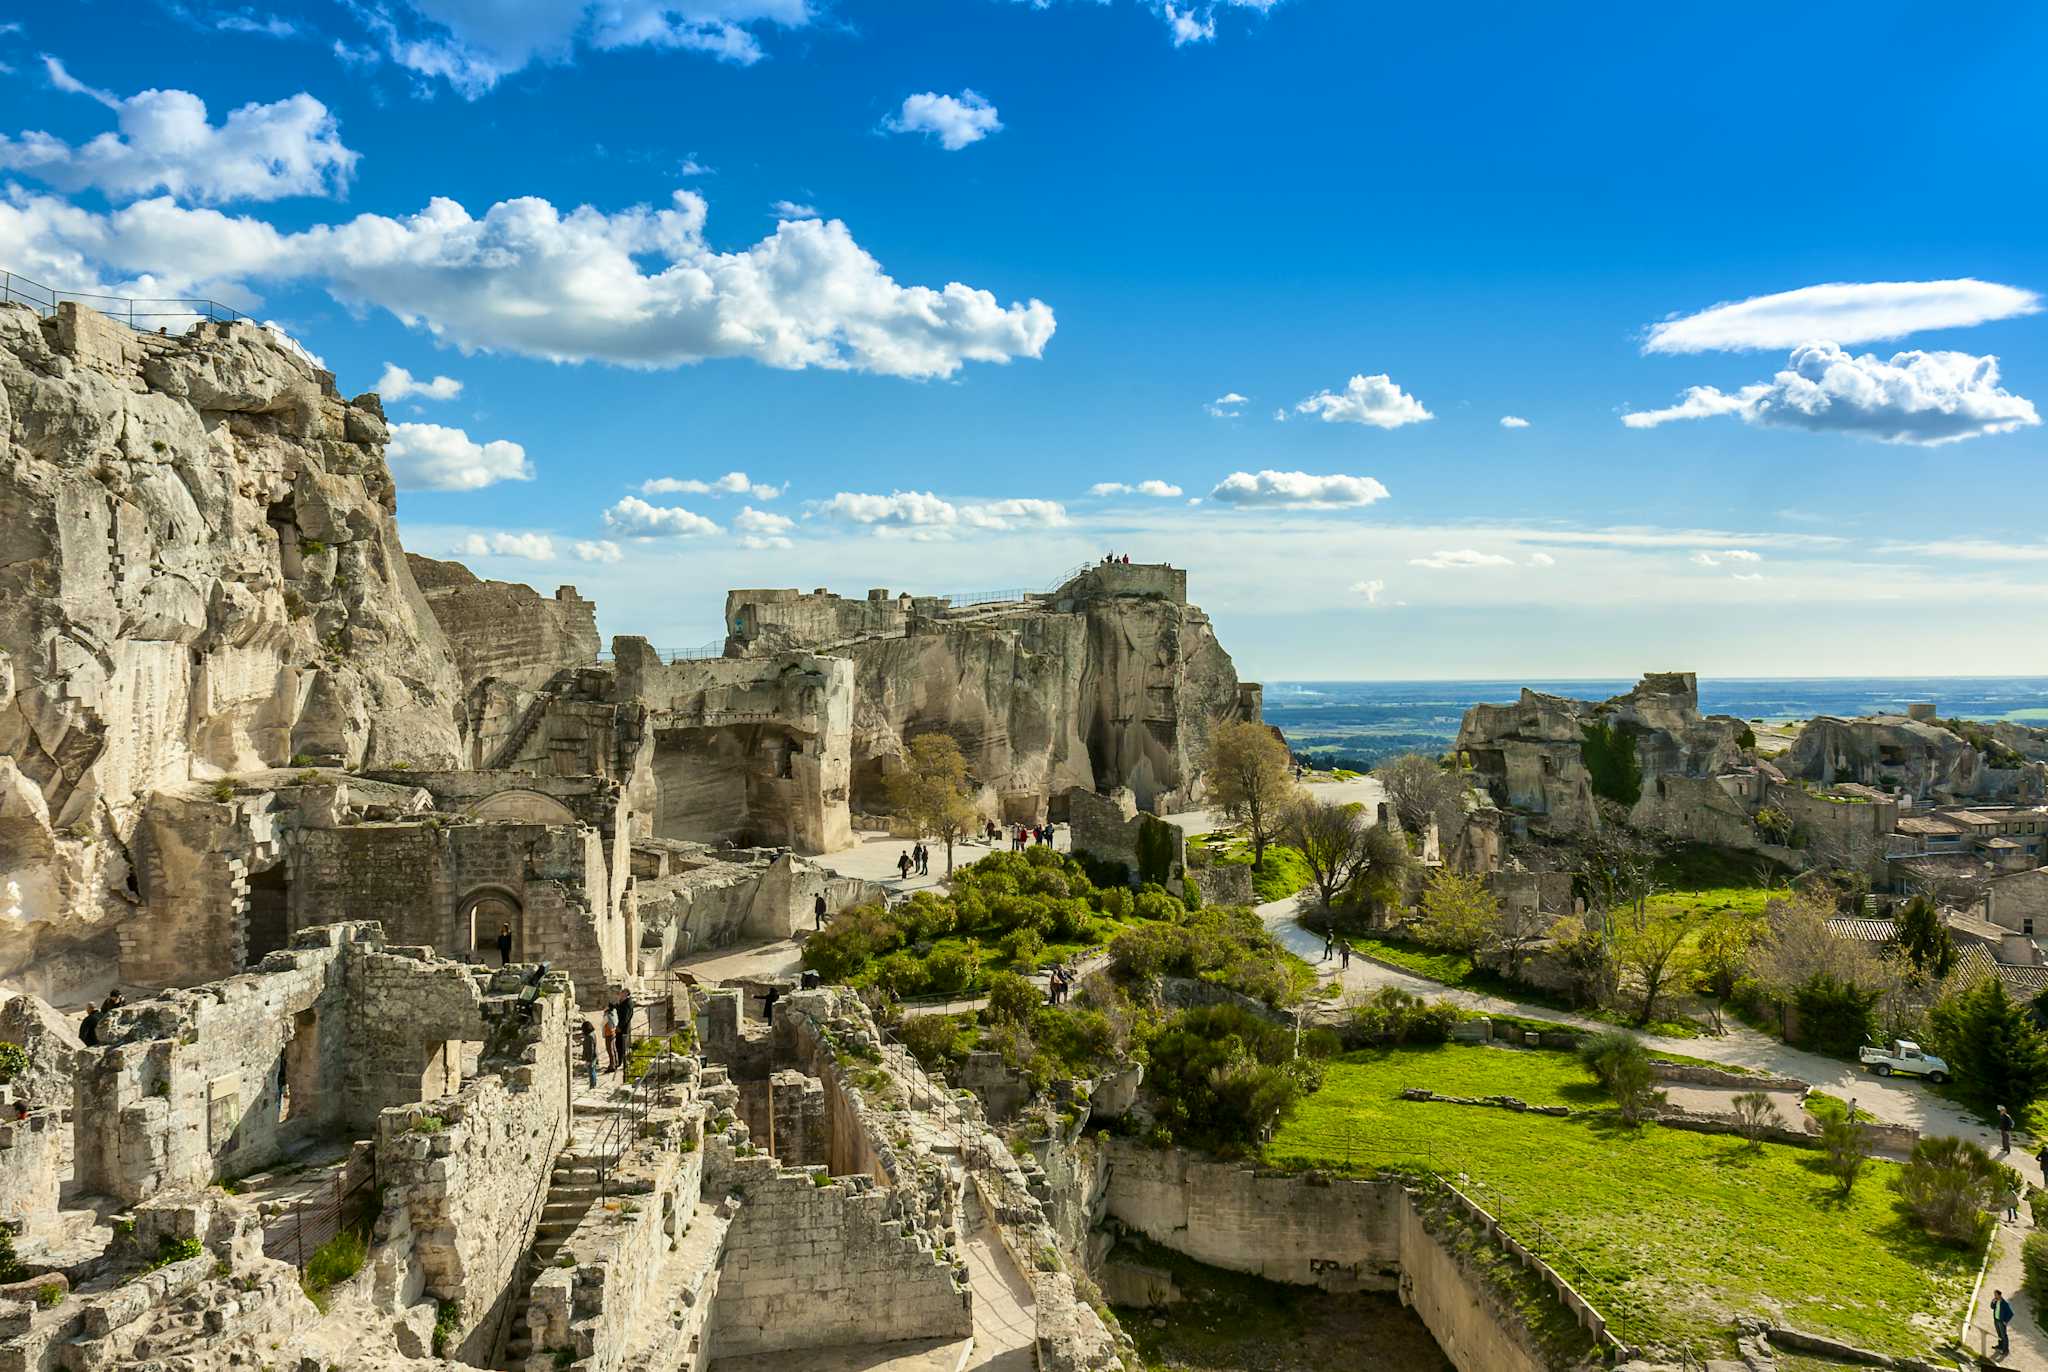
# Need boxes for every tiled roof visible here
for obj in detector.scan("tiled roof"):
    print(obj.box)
[1825,917,1897,943]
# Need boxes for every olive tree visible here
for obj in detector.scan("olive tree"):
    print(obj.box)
[886,734,979,875]
[1202,720,1296,871]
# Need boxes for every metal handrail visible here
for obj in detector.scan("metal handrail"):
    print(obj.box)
[1,268,249,331]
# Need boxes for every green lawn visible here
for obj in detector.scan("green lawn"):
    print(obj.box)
[1265,1044,1980,1361]
[1187,832,1316,903]
[1344,933,1703,1038]
[1641,884,1778,925]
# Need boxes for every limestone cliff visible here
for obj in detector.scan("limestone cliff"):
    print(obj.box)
[0,302,464,1001]
[1786,714,2047,804]
[407,552,600,695]
[726,562,1256,819]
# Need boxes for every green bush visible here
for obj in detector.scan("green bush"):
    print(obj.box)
[148,1236,205,1271]
[1893,1135,2013,1248]
[1793,973,1884,1057]
[0,1229,23,1284]
[899,1013,973,1070]
[432,1300,462,1357]
[1928,976,2048,1118]
[2026,1233,2048,1323]
[0,1041,27,1084]
[986,971,1041,1024]
[1349,987,1458,1045]
[301,1227,367,1312]
[1142,1005,1325,1151]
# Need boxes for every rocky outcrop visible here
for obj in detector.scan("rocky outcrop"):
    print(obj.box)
[1786,714,2046,804]
[0,302,464,1003]
[725,563,1255,817]
[1455,672,1749,834]
[407,552,599,694]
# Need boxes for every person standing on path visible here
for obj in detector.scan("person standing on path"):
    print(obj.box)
[602,1012,617,1073]
[614,992,635,1074]
[496,923,513,967]
[1340,941,1352,971]
[898,850,914,880]
[1992,1289,2014,1358]
[2035,1141,2048,1185]
[578,1019,598,1090]
[814,892,827,930]
[1999,1104,2015,1154]
[1322,931,1333,963]
[2001,1178,2022,1222]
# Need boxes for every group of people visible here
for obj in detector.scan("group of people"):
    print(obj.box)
[1321,931,1354,970]
[896,844,933,880]
[75,988,126,1047]
[574,990,640,1089]
[1010,823,1056,851]
[1045,963,1076,1005]
[1100,552,1133,565]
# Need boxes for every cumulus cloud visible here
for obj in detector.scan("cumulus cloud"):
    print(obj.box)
[458,531,555,560]
[1205,392,1248,418]
[1350,578,1385,605]
[1090,480,1183,498]
[1294,373,1432,429]
[734,505,794,549]
[1409,549,1516,570]
[386,422,533,491]
[0,68,356,203]
[1623,343,2040,446]
[1644,279,2042,354]
[884,91,1002,151]
[0,185,1057,379]
[603,496,720,538]
[1209,470,1391,509]
[573,539,624,563]
[1499,415,1530,428]
[642,472,781,499]
[820,490,1068,539]
[770,199,816,218]
[376,362,463,402]
[351,0,815,97]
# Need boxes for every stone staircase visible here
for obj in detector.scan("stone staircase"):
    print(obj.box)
[493,1093,626,1369]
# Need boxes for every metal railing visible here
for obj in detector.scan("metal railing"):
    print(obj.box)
[1,269,249,331]
[262,1156,379,1274]
[593,637,727,666]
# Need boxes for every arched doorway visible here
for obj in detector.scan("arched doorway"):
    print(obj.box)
[460,885,524,966]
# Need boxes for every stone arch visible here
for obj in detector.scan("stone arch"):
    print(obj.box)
[459,883,525,964]
[466,789,578,825]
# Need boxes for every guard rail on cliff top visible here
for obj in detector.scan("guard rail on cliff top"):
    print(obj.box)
[1,268,250,331]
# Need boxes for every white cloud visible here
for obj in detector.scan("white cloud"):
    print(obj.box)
[1205,391,1248,418]
[734,505,795,549]
[458,530,555,560]
[573,539,624,563]
[1731,572,1767,583]
[1623,343,2040,446]
[642,472,781,499]
[1350,578,1385,605]
[1876,538,2048,562]
[386,422,533,491]
[1209,470,1391,509]
[376,362,463,402]
[1090,479,1183,498]
[1689,551,1719,568]
[1644,279,2042,354]
[884,91,1002,151]
[1409,549,1515,570]
[40,57,116,106]
[770,199,816,218]
[820,490,1068,538]
[1690,548,1764,568]
[1526,552,1555,567]
[1294,373,1432,429]
[1,70,356,203]
[0,186,1056,379]
[355,0,815,97]
[1721,549,1762,563]
[603,496,721,538]
[212,11,299,38]
[1499,415,1530,429]
[1162,4,1215,43]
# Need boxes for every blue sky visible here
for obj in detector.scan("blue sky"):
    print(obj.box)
[4,1,2047,680]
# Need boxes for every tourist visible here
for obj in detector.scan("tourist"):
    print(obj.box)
[762,985,781,1021]
[2002,1178,2022,1221]
[1339,941,1352,971]
[78,1002,103,1048]
[1992,1289,2014,1357]
[1999,1104,2014,1154]
[615,992,636,1073]
[2035,1141,2048,1184]
[602,1012,618,1072]
[1322,931,1333,963]
[496,923,513,967]
[578,1019,598,1089]
[917,842,930,876]
[897,850,914,880]
[814,892,828,930]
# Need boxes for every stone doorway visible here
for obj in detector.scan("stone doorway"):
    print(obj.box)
[463,888,523,967]
[243,864,291,967]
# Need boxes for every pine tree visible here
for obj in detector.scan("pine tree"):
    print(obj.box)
[1928,976,2048,1118]
[1893,895,1957,981]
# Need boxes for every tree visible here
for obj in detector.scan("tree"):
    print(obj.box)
[1371,753,1466,840]
[1895,1135,2011,1247]
[1487,895,1550,982]
[1287,796,1409,918]
[1578,813,1657,927]
[1412,868,1496,958]
[1893,895,1957,982]
[1614,908,1698,1027]
[886,733,979,875]
[1927,976,2048,1119]
[1202,721,1296,871]
[1730,1091,1780,1149]
[1577,1029,1665,1125]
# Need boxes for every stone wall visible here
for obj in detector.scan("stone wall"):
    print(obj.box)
[0,1110,62,1234]
[1396,1189,1551,1372]
[407,553,600,694]
[1068,788,1187,891]
[0,302,465,1005]
[616,641,855,854]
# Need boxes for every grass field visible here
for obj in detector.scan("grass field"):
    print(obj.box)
[1343,933,1704,1038]
[1186,831,1316,903]
[1264,1043,1980,1360]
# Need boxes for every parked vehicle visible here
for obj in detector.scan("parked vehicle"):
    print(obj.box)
[1859,1039,1949,1083]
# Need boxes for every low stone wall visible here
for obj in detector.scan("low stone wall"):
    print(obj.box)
[1650,1059,1804,1091]
[1397,1088,1570,1117]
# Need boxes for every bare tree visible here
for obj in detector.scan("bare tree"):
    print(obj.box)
[1288,796,1411,918]
[1730,1090,1781,1149]
[1202,721,1297,871]
[1372,753,1466,839]
[1488,897,1551,982]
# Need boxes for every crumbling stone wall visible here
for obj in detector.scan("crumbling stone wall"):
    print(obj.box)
[0,1111,62,1234]
[1067,787,1187,891]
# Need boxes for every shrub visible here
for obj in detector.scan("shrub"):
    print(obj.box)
[1576,1028,1645,1088]
[1350,987,1458,1045]
[986,971,1041,1025]
[1577,1029,1664,1124]
[301,1227,367,1311]
[923,946,975,998]
[0,1229,23,1284]
[899,1013,972,1070]
[1819,1113,1871,1196]
[0,1041,27,1084]
[411,1114,447,1134]
[1894,1135,2012,1247]
[34,1283,63,1309]
[1000,927,1044,972]
[2026,1233,2048,1322]
[432,1300,462,1357]
[1730,1090,1780,1149]
[1142,1005,1325,1151]
[1579,720,1643,807]
[1793,973,1884,1058]
[210,778,237,803]
[149,1236,205,1271]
